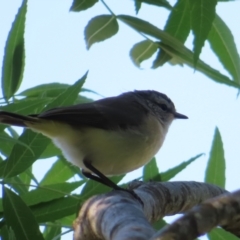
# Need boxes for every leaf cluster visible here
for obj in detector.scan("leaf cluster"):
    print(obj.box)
[70,0,240,89]
[0,0,238,239]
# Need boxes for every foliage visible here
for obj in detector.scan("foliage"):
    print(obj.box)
[0,0,239,239]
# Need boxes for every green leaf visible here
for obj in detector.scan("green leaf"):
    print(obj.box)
[32,197,80,223]
[158,42,240,89]
[120,15,239,88]
[58,214,75,228]
[43,225,61,240]
[118,15,185,51]
[0,155,30,195]
[5,176,29,195]
[70,0,98,11]
[137,0,172,10]
[190,0,217,65]
[0,98,50,133]
[152,50,171,68]
[1,0,27,100]
[208,228,239,240]
[0,98,51,115]
[3,187,44,240]
[205,127,225,188]
[81,175,124,199]
[40,142,61,159]
[119,14,232,87]
[143,157,161,181]
[117,15,236,88]
[117,14,189,69]
[130,40,158,67]
[44,72,87,111]
[0,132,15,156]
[85,15,119,49]
[18,166,33,192]
[1,225,16,240]
[40,157,81,185]
[134,0,142,14]
[0,132,51,178]
[153,0,190,67]
[0,131,33,156]
[18,83,70,98]
[0,73,88,178]
[153,218,167,230]
[74,95,93,104]
[161,154,203,181]
[7,126,19,139]
[208,14,240,83]
[21,181,84,206]
[164,0,190,43]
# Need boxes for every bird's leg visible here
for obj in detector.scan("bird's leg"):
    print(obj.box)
[83,160,143,206]
[82,160,122,190]
[81,170,107,186]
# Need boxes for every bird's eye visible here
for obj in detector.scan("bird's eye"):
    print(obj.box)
[160,104,168,111]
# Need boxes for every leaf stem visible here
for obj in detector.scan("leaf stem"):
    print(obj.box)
[100,0,116,16]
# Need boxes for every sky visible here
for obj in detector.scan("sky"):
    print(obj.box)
[0,0,240,239]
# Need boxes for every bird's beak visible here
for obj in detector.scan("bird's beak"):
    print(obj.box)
[174,112,188,119]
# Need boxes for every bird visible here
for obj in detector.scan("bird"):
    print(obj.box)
[0,90,187,192]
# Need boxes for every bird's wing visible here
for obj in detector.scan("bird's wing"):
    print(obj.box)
[36,95,148,130]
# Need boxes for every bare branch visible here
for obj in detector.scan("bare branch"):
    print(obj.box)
[152,189,240,240]
[73,181,227,240]
[129,181,227,221]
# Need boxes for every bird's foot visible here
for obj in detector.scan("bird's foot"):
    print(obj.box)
[113,187,143,206]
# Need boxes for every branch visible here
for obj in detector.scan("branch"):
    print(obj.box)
[73,181,227,240]
[152,189,240,240]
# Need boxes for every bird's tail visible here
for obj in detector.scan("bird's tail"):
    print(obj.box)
[0,111,38,127]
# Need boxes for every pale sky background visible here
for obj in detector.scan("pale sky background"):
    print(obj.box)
[0,0,240,239]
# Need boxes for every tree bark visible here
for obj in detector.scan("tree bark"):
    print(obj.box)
[152,189,240,239]
[73,181,228,240]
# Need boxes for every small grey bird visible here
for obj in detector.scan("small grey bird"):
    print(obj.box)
[0,90,187,190]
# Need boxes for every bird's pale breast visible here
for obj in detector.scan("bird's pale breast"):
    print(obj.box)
[51,115,165,175]
[30,115,167,175]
